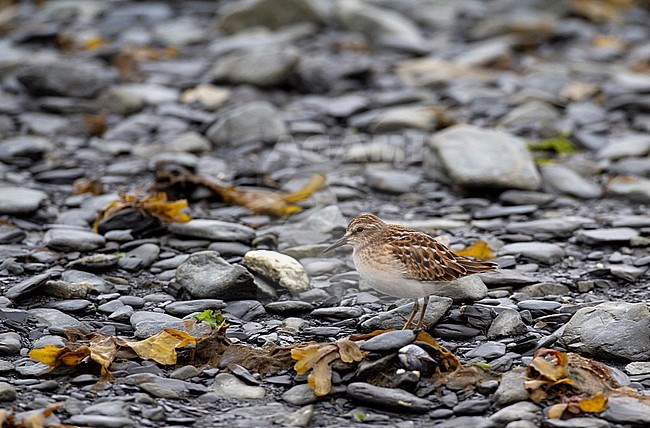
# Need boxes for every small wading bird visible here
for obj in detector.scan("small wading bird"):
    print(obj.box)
[324,214,498,330]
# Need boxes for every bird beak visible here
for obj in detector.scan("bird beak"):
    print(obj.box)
[323,235,349,253]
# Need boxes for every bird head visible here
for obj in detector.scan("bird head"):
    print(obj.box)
[323,214,386,252]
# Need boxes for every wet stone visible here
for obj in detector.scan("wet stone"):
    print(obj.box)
[465,341,506,360]
[346,382,432,413]
[0,186,48,214]
[213,373,265,399]
[175,251,257,300]
[264,300,313,315]
[44,228,106,252]
[165,299,227,316]
[360,330,416,352]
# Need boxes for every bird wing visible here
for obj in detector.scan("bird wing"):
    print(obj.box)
[386,226,497,282]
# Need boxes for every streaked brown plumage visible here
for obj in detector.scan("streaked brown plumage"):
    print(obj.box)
[325,214,498,330]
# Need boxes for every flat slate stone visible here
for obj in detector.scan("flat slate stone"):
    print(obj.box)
[347,382,432,412]
[428,124,541,190]
[0,186,48,214]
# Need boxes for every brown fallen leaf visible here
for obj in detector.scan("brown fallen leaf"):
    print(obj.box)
[72,178,104,196]
[89,334,120,377]
[570,0,635,22]
[93,192,191,232]
[292,339,366,397]
[455,240,494,261]
[416,330,460,373]
[13,403,64,428]
[153,166,326,217]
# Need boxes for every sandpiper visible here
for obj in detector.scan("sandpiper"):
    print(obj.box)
[324,214,498,330]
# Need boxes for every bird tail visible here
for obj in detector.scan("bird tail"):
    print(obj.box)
[460,258,499,275]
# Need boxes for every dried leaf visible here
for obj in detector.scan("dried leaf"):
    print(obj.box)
[153,167,326,217]
[337,339,366,364]
[17,403,64,428]
[93,192,190,232]
[308,351,338,397]
[128,328,197,365]
[529,351,568,382]
[455,240,494,260]
[570,0,635,22]
[72,178,104,196]
[89,335,120,376]
[547,403,568,419]
[292,344,337,375]
[579,392,607,413]
[416,330,460,372]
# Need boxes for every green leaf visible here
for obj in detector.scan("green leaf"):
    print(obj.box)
[194,309,224,329]
[475,361,491,370]
[528,136,578,156]
[354,411,366,422]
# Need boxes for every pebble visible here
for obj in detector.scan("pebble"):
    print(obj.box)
[361,296,452,330]
[346,382,431,413]
[0,382,16,401]
[213,373,265,399]
[427,124,541,190]
[44,228,106,252]
[265,300,314,315]
[311,306,363,319]
[175,251,257,300]
[487,309,527,339]
[360,330,415,352]
[465,341,506,360]
[498,242,565,265]
[539,164,602,199]
[0,186,48,214]
[242,250,310,293]
[206,101,287,146]
[168,219,255,242]
[576,228,639,245]
[165,299,227,316]
[493,368,529,405]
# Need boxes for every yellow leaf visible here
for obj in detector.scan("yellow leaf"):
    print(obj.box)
[579,393,607,413]
[308,351,338,397]
[281,174,327,203]
[94,192,191,232]
[85,36,104,50]
[28,345,89,370]
[547,403,568,419]
[337,339,366,364]
[455,240,494,260]
[416,330,460,372]
[127,328,197,365]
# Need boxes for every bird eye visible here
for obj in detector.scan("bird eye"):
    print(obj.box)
[356,226,364,233]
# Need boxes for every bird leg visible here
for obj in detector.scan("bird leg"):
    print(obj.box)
[402,298,420,330]
[415,296,429,330]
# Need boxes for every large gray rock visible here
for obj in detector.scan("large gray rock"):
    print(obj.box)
[427,125,541,190]
[211,48,300,87]
[601,396,650,425]
[27,308,90,334]
[487,309,528,339]
[540,164,602,199]
[175,251,257,300]
[561,302,650,360]
[16,62,114,98]
[206,101,287,146]
[0,187,48,214]
[220,0,323,33]
[493,368,529,405]
[498,242,565,265]
[361,296,452,330]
